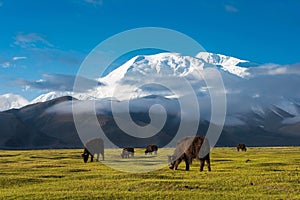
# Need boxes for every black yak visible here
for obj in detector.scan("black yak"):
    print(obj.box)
[145,144,158,155]
[168,136,211,171]
[81,138,104,163]
[121,147,135,158]
[237,144,247,152]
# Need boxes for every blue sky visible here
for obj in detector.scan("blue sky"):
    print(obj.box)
[0,0,299,100]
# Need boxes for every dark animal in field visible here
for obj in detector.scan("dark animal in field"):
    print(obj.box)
[121,147,135,158]
[81,138,104,163]
[168,136,211,172]
[237,144,247,152]
[145,144,158,155]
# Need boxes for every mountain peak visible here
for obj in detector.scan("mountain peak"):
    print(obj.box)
[196,52,250,77]
[0,93,29,112]
[31,91,74,104]
[101,52,250,86]
[0,52,255,111]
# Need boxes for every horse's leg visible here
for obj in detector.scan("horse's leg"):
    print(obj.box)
[182,154,190,171]
[174,158,182,170]
[184,159,190,171]
[200,159,205,171]
[90,154,94,162]
[206,157,211,171]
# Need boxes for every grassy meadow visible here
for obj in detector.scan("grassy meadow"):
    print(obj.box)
[0,147,299,199]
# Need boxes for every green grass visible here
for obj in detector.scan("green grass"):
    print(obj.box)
[0,147,299,199]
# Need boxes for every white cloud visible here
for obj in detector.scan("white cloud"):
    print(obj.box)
[225,5,239,13]
[12,56,27,61]
[84,0,103,6]
[11,33,84,67]
[15,74,102,92]
[1,62,10,68]
[1,56,28,68]
[248,63,300,76]
[268,67,287,75]
[23,85,31,91]
[13,32,53,48]
[252,94,260,98]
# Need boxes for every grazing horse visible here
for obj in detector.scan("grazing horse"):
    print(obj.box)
[145,144,158,155]
[168,136,211,172]
[121,147,135,158]
[237,144,247,152]
[81,138,104,163]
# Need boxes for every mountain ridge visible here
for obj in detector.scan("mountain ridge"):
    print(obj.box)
[1,95,299,149]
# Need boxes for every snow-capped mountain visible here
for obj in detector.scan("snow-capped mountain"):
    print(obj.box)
[100,52,249,85]
[0,51,298,116]
[1,52,300,148]
[196,52,250,77]
[1,51,251,110]
[28,52,299,124]
[0,93,29,111]
[23,52,248,103]
[31,91,73,104]
[101,52,205,85]
[90,52,251,100]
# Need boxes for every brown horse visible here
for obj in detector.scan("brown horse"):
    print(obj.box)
[168,136,211,172]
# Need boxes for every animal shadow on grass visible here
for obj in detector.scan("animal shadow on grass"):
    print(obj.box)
[255,162,288,167]
[213,159,233,162]
[40,175,65,179]
[30,156,47,159]
[30,155,77,160]
[68,169,91,173]
[34,164,64,168]
[0,154,20,157]
[1,178,44,188]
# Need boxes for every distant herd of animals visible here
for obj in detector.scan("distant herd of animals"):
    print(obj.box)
[119,144,158,158]
[81,137,247,172]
